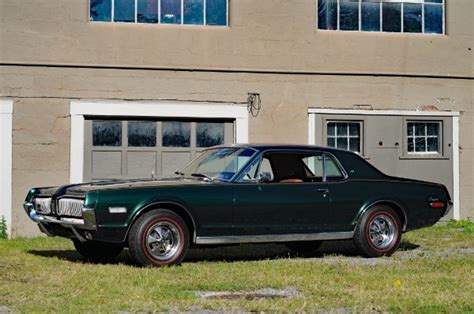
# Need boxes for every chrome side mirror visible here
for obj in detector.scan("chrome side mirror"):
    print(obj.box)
[257,172,273,183]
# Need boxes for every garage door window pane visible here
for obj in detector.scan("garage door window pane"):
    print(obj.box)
[407,122,441,154]
[197,122,225,147]
[162,122,191,147]
[93,121,122,146]
[128,121,157,147]
[318,0,338,30]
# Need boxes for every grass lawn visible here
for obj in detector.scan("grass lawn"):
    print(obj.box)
[0,223,473,313]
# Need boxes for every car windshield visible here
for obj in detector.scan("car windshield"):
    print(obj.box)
[178,147,257,182]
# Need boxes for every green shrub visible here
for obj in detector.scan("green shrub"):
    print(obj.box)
[447,219,474,233]
[0,216,8,239]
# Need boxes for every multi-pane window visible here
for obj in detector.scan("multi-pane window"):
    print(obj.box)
[92,120,225,148]
[327,121,362,153]
[318,0,444,34]
[90,0,228,26]
[407,121,441,154]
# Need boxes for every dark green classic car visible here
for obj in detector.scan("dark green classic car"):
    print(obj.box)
[24,144,452,266]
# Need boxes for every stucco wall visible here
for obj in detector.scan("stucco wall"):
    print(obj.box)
[0,65,472,236]
[0,0,472,77]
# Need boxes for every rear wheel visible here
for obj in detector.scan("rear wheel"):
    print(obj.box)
[73,240,124,262]
[128,209,189,267]
[285,241,322,255]
[354,205,401,257]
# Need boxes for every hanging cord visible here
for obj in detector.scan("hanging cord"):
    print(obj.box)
[247,93,261,117]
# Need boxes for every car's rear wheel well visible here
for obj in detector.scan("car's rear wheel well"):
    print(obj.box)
[127,202,195,244]
[367,201,407,231]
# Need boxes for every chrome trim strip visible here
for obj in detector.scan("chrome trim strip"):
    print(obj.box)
[195,231,354,245]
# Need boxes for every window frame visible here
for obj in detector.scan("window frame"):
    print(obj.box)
[317,0,445,35]
[89,0,229,27]
[403,119,444,158]
[324,119,365,155]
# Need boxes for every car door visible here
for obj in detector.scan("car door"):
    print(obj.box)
[233,151,331,235]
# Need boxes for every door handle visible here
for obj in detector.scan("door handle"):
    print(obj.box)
[317,188,329,193]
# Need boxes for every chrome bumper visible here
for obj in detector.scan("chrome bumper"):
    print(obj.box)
[444,201,454,217]
[24,202,97,231]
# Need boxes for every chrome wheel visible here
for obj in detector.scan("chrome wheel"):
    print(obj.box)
[368,214,396,250]
[145,221,181,261]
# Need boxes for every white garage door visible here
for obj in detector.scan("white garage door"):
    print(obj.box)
[83,119,235,181]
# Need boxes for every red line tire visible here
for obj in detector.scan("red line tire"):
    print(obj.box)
[354,205,402,258]
[128,209,189,267]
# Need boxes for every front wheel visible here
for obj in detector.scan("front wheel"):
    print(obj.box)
[73,240,124,262]
[354,205,401,257]
[128,209,189,267]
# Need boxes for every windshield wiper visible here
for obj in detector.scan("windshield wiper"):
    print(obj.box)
[190,173,215,182]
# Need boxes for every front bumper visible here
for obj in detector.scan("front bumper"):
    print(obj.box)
[24,202,97,241]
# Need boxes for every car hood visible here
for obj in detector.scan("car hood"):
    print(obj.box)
[36,177,216,197]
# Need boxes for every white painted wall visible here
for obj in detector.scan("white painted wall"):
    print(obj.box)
[0,99,13,237]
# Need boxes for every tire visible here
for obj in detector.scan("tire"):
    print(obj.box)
[285,241,322,256]
[73,239,124,262]
[354,205,402,257]
[128,209,189,267]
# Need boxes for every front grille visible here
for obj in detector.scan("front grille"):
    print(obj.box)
[34,198,52,214]
[57,198,84,218]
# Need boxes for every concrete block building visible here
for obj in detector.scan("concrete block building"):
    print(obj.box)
[0,0,472,237]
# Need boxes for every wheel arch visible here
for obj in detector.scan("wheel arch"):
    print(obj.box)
[124,201,197,244]
[356,200,408,232]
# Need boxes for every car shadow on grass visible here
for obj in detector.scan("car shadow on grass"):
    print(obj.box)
[27,240,420,266]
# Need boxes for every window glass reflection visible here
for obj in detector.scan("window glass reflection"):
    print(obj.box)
[128,121,157,147]
[184,0,204,25]
[197,123,225,147]
[90,0,112,21]
[339,0,359,31]
[114,0,135,22]
[162,122,191,147]
[361,0,380,32]
[424,4,443,34]
[403,3,422,33]
[382,2,401,32]
[93,121,122,146]
[206,0,227,25]
[161,0,182,24]
[318,0,338,30]
[138,0,158,23]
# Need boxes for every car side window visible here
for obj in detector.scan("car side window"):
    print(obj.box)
[325,155,345,181]
[240,156,274,182]
[301,155,324,180]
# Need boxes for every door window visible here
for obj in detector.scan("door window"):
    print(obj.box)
[327,121,362,154]
[407,121,441,154]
